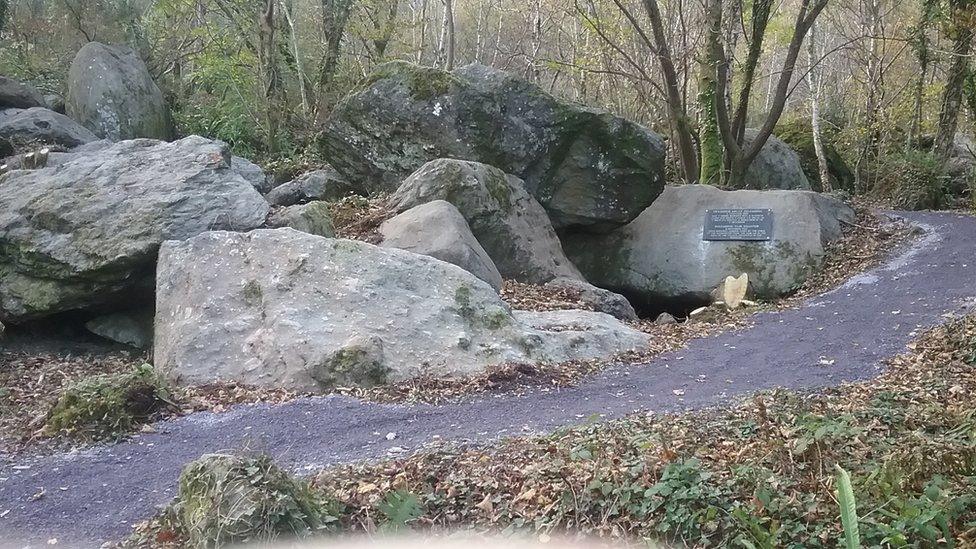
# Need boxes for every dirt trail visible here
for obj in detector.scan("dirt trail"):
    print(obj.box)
[2,211,975,548]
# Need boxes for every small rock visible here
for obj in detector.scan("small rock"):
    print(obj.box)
[653,312,677,325]
[385,432,397,440]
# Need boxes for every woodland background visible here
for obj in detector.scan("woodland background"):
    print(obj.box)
[0,0,973,196]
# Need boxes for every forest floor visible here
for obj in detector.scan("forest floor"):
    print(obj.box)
[0,210,973,547]
[0,207,907,453]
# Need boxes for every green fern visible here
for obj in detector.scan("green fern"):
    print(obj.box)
[835,465,861,549]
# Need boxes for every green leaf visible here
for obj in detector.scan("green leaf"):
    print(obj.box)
[835,465,861,549]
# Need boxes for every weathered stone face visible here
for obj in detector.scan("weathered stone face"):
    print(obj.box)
[564,185,854,305]
[266,202,336,238]
[388,158,583,284]
[265,167,353,206]
[66,42,173,141]
[0,136,269,323]
[154,229,648,391]
[0,77,46,110]
[320,61,666,232]
[0,107,97,150]
[743,129,812,191]
[379,200,503,291]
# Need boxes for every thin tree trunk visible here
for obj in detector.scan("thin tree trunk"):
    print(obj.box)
[933,4,975,158]
[639,0,699,183]
[698,0,723,185]
[258,0,279,153]
[416,0,429,63]
[282,0,310,115]
[806,21,830,191]
[444,0,455,70]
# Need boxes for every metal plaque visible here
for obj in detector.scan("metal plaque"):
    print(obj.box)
[702,208,773,241]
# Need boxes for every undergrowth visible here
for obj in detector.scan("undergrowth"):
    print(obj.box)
[126,314,976,547]
[44,363,173,440]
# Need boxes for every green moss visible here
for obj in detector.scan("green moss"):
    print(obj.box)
[481,307,512,330]
[776,118,855,192]
[172,453,339,548]
[454,285,474,318]
[311,339,390,389]
[361,61,458,102]
[44,364,170,440]
[242,280,263,305]
[484,169,513,214]
[871,150,947,210]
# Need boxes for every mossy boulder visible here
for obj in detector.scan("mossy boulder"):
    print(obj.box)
[564,185,854,305]
[320,61,666,232]
[388,158,582,284]
[775,119,855,192]
[379,200,503,290]
[871,150,947,210]
[0,107,97,150]
[741,129,811,190]
[154,229,647,391]
[44,364,170,440]
[0,76,46,109]
[266,201,336,238]
[172,453,335,548]
[0,136,269,323]
[66,42,173,140]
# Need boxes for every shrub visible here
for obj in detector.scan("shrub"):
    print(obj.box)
[776,118,855,192]
[172,453,339,548]
[872,150,948,210]
[44,364,171,440]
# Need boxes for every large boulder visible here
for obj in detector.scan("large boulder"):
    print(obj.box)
[743,129,811,190]
[0,76,46,109]
[0,107,97,150]
[66,42,173,141]
[0,136,269,323]
[565,185,854,306]
[320,61,666,231]
[154,229,648,391]
[379,200,503,291]
[775,119,854,192]
[265,167,354,206]
[388,158,582,284]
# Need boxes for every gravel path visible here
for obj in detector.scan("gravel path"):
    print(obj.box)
[2,211,975,548]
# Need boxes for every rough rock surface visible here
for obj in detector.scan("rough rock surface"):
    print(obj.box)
[0,107,97,149]
[321,61,666,231]
[265,167,353,206]
[154,229,647,391]
[0,76,46,109]
[388,158,582,284]
[379,200,503,290]
[66,42,173,141]
[85,309,154,349]
[266,202,335,238]
[231,156,270,193]
[744,129,812,190]
[565,185,854,304]
[543,277,637,321]
[0,136,269,323]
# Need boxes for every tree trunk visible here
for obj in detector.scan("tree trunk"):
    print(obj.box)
[716,0,828,188]
[698,0,723,185]
[933,2,975,159]
[640,0,699,183]
[282,0,311,115]
[258,0,280,153]
[317,0,356,105]
[806,21,830,191]
[444,0,455,70]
